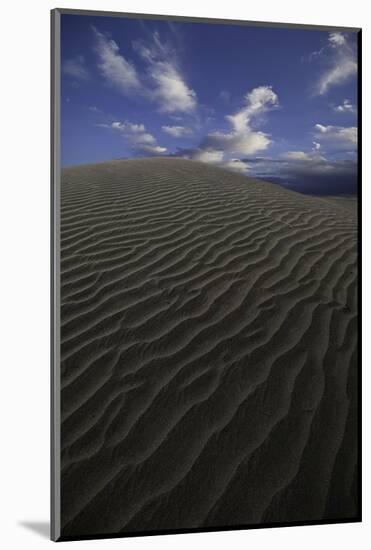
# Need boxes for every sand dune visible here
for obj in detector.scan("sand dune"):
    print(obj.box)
[60,158,358,538]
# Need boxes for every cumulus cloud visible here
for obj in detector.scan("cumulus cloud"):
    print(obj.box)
[222,159,250,174]
[131,132,157,146]
[171,86,278,173]
[314,124,357,149]
[199,86,278,158]
[315,32,357,95]
[192,150,224,164]
[93,27,141,94]
[175,149,250,174]
[227,86,278,131]
[201,130,271,157]
[62,55,89,80]
[101,120,167,155]
[161,125,193,137]
[334,99,356,114]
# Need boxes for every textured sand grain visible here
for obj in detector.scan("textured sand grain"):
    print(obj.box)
[60,158,358,537]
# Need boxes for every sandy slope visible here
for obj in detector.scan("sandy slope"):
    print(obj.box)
[59,158,358,538]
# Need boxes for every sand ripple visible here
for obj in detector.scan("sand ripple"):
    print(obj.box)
[59,158,358,538]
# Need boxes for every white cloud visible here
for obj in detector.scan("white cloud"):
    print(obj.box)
[227,86,278,130]
[317,60,357,95]
[314,124,327,133]
[62,56,89,80]
[314,124,357,147]
[282,151,313,161]
[137,145,167,154]
[175,86,278,172]
[316,33,357,95]
[92,26,197,113]
[101,120,166,155]
[201,86,278,156]
[111,121,146,133]
[328,32,347,46]
[334,99,356,113]
[203,130,271,156]
[93,27,141,94]
[222,159,250,173]
[131,133,157,146]
[133,31,197,113]
[183,150,250,175]
[132,31,171,63]
[161,125,193,138]
[193,150,224,164]
[150,62,196,113]
[281,148,327,164]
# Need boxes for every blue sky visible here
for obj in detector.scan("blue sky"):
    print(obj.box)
[61,14,358,194]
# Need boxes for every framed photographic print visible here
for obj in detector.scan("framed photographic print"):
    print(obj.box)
[51,8,361,542]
